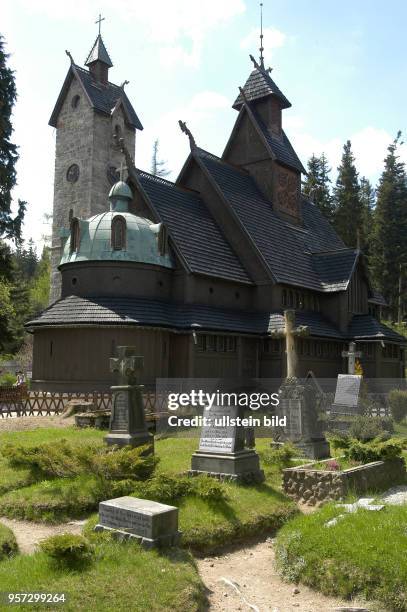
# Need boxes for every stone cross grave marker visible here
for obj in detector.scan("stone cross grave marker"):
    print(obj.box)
[105,346,153,449]
[95,496,181,548]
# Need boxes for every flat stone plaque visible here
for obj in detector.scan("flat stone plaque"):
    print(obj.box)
[279,399,302,440]
[96,496,180,548]
[333,375,362,408]
[198,405,238,454]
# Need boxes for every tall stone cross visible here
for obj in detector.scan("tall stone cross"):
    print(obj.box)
[110,346,143,386]
[342,341,362,375]
[271,310,309,379]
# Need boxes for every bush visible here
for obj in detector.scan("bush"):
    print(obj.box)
[389,389,407,423]
[344,438,403,463]
[0,373,17,386]
[327,433,351,452]
[131,473,228,505]
[2,440,157,482]
[349,415,394,442]
[0,522,18,560]
[262,442,298,468]
[39,534,94,568]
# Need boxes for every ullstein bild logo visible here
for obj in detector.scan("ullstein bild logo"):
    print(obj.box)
[167,414,287,428]
[167,389,281,411]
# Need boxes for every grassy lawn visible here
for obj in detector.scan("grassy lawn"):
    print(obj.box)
[0,535,205,611]
[0,428,296,551]
[275,502,407,612]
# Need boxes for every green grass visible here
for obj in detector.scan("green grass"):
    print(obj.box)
[0,534,205,611]
[275,503,407,611]
[0,431,296,550]
[0,426,104,447]
[0,521,18,560]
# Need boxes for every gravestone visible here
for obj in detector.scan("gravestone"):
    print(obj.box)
[275,378,330,459]
[190,404,265,483]
[95,496,181,548]
[330,374,362,415]
[105,346,153,449]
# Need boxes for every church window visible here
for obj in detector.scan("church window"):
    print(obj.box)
[217,336,226,352]
[317,342,323,357]
[50,341,53,357]
[66,164,79,183]
[68,209,73,224]
[71,95,80,109]
[288,291,294,307]
[206,336,216,351]
[209,287,214,294]
[114,124,122,138]
[111,216,127,250]
[282,289,287,307]
[226,337,237,352]
[71,277,77,286]
[197,335,206,352]
[70,218,80,252]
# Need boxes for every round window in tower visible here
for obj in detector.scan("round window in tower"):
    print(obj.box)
[71,95,80,109]
[66,164,79,183]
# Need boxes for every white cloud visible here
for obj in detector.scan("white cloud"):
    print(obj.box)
[285,122,407,183]
[240,26,286,63]
[136,90,232,178]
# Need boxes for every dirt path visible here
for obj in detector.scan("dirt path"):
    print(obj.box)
[197,539,370,612]
[0,416,75,432]
[0,518,85,555]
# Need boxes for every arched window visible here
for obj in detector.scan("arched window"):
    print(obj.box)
[111,216,127,250]
[70,218,80,252]
[157,223,168,256]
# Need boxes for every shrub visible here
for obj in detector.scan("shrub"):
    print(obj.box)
[262,442,298,468]
[388,389,407,423]
[40,534,94,568]
[0,373,17,386]
[349,415,394,442]
[131,473,228,504]
[344,438,403,463]
[0,522,18,560]
[327,433,350,452]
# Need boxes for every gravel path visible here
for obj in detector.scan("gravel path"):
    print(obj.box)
[197,539,370,612]
[0,416,75,432]
[0,518,85,555]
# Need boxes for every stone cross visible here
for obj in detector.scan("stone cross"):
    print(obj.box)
[341,341,362,375]
[110,346,143,386]
[271,310,309,379]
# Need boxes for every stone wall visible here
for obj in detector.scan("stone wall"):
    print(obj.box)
[283,458,406,506]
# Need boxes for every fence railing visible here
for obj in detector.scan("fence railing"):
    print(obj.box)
[0,386,169,419]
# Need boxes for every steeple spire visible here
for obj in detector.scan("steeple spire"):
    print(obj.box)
[85,14,113,83]
[259,2,264,68]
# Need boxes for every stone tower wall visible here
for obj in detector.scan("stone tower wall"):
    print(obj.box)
[49,76,135,304]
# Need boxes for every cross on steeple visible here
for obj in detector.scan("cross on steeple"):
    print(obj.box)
[259,2,264,68]
[95,13,105,35]
[342,342,362,375]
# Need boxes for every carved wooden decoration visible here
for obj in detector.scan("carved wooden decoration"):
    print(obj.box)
[275,166,300,219]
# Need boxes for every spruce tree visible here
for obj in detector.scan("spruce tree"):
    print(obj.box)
[151,139,170,177]
[359,177,375,255]
[370,133,407,313]
[303,153,334,221]
[0,35,26,242]
[333,140,363,246]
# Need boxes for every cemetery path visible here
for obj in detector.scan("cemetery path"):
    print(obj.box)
[0,416,75,432]
[197,538,369,612]
[0,517,85,554]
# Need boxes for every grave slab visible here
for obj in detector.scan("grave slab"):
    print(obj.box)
[95,496,181,548]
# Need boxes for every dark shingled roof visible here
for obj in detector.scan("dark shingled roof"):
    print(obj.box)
[348,315,406,343]
[136,171,251,284]
[49,65,143,130]
[85,35,113,67]
[233,67,291,110]
[195,148,346,292]
[249,106,305,173]
[26,296,345,339]
[312,249,358,291]
[368,291,388,307]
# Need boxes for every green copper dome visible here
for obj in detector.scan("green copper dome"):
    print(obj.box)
[60,182,173,268]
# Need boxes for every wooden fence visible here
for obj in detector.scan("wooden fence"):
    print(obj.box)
[0,385,169,419]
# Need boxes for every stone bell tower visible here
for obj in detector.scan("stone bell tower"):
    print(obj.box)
[48,25,143,303]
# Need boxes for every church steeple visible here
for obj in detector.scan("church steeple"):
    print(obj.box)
[85,15,113,84]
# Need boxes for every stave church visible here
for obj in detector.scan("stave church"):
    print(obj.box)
[26,28,406,391]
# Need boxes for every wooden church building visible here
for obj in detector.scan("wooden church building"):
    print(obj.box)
[26,32,406,391]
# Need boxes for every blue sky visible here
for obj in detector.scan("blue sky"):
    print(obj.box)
[2,0,407,248]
